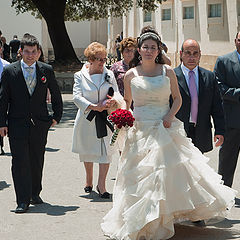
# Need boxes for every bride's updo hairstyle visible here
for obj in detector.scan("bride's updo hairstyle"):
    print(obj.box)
[129,26,164,68]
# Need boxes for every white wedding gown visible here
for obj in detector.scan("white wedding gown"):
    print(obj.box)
[101,67,236,240]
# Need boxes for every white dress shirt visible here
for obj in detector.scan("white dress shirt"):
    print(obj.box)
[181,63,199,93]
[0,57,10,81]
[21,59,37,81]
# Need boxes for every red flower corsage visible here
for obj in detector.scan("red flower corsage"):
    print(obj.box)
[41,76,47,83]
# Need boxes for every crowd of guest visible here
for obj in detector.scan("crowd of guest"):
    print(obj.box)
[1,27,240,232]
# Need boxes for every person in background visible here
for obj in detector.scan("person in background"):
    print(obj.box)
[1,37,10,62]
[0,40,10,155]
[173,39,225,154]
[9,35,20,62]
[72,42,123,199]
[214,31,240,187]
[110,37,137,97]
[115,32,123,61]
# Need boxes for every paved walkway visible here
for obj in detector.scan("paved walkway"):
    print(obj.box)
[0,94,240,240]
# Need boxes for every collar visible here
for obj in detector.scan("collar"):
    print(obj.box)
[236,50,240,62]
[81,62,108,81]
[21,59,36,69]
[181,63,198,76]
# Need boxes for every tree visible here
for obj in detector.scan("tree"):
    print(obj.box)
[12,0,167,63]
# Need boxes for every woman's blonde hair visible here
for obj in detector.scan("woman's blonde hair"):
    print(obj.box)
[84,42,107,61]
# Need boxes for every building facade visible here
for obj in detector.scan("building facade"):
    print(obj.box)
[119,0,240,70]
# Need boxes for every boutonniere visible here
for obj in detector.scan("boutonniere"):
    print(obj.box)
[41,76,47,84]
[105,73,112,84]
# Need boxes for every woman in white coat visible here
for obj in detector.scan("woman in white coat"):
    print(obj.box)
[72,42,123,199]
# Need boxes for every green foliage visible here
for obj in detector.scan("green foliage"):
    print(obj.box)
[12,0,167,21]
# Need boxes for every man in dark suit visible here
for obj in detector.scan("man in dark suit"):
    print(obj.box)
[214,32,240,187]
[174,39,225,154]
[0,35,63,213]
[0,39,9,155]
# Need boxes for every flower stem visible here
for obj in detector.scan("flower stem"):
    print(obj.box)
[110,128,121,146]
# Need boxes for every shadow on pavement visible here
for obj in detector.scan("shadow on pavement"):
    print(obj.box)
[79,191,113,203]
[0,181,11,191]
[0,152,11,157]
[235,198,240,208]
[45,147,60,152]
[26,202,79,216]
[171,224,240,239]
[56,100,77,128]
[207,218,240,229]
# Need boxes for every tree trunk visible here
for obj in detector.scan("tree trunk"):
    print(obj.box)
[32,0,79,63]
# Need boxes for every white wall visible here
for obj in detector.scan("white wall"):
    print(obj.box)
[0,0,42,44]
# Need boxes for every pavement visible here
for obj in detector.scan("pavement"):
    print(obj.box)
[0,94,240,240]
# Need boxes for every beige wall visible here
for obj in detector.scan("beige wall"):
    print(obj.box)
[0,1,41,44]
[122,0,240,68]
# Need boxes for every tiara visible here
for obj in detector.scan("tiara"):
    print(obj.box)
[138,32,161,43]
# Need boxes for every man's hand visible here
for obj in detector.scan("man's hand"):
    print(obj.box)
[0,127,8,137]
[214,135,224,147]
[51,119,57,127]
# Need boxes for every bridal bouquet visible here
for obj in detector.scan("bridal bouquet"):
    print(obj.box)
[108,109,135,146]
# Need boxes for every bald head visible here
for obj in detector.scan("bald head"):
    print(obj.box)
[180,39,201,70]
[181,39,200,52]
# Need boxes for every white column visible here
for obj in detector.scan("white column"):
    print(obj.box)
[226,0,238,43]
[198,0,209,52]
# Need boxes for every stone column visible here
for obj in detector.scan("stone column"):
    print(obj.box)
[226,0,238,43]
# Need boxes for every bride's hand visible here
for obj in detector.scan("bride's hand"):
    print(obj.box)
[162,114,173,128]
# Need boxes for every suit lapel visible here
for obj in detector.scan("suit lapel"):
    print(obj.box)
[32,61,44,97]
[14,61,30,96]
[175,66,190,97]
[231,51,240,80]
[198,67,206,104]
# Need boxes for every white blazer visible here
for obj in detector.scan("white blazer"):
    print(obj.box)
[72,63,123,155]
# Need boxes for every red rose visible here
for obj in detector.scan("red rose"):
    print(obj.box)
[108,109,135,129]
[41,76,47,83]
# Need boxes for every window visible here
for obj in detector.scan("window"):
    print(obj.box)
[183,6,194,19]
[162,9,171,21]
[208,4,221,18]
[144,12,152,22]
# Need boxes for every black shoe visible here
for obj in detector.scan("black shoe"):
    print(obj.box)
[30,195,43,205]
[84,186,93,193]
[15,203,29,214]
[96,185,110,199]
[192,220,206,227]
[0,149,5,155]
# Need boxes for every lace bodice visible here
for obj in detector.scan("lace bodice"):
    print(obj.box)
[131,69,171,121]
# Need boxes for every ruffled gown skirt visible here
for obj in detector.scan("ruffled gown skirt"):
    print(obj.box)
[101,74,236,240]
[101,115,236,240]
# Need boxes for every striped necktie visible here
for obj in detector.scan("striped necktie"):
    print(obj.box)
[24,66,36,95]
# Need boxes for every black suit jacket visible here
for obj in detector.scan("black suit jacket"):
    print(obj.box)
[214,51,240,129]
[0,61,63,138]
[173,65,225,153]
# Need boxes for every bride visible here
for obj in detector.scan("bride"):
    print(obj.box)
[101,28,236,240]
